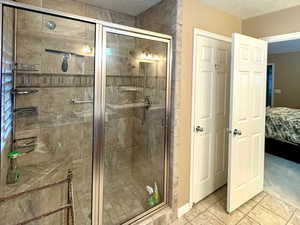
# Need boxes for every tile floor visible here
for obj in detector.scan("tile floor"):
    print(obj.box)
[172,186,300,225]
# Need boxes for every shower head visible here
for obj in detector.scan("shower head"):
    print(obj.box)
[47,21,56,30]
[61,54,70,72]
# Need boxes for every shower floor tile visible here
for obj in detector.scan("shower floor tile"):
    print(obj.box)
[103,175,150,225]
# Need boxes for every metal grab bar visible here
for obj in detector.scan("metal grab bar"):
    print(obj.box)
[71,99,93,104]
[16,204,72,225]
[45,48,85,58]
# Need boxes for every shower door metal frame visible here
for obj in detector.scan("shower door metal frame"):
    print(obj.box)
[100,26,172,225]
[0,1,173,225]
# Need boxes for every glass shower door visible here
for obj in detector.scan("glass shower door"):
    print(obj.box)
[102,28,170,225]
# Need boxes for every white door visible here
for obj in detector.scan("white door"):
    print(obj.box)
[227,33,267,213]
[191,32,230,204]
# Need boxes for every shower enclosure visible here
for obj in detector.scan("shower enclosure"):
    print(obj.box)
[0,1,172,225]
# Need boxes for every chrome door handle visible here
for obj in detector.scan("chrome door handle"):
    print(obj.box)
[233,129,242,136]
[195,126,204,132]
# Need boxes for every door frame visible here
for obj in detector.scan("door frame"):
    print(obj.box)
[262,32,300,108]
[261,32,300,43]
[189,28,231,206]
[267,63,275,107]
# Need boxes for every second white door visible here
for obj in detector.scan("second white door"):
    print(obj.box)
[191,31,230,204]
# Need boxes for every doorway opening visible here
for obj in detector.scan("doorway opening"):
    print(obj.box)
[188,30,300,222]
[264,34,300,209]
[266,64,274,107]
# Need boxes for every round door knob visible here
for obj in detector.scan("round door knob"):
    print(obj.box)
[233,129,242,136]
[195,126,204,132]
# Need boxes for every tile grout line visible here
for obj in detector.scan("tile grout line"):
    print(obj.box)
[184,197,224,224]
[258,199,297,222]
[239,192,269,225]
[185,191,299,225]
[285,210,296,225]
[234,194,265,225]
[183,191,299,225]
[264,190,300,211]
[185,185,227,221]
[207,211,227,225]
[203,195,252,225]
[187,192,264,225]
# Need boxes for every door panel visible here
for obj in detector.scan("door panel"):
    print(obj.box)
[215,129,226,174]
[227,33,267,213]
[192,33,230,203]
[198,71,213,119]
[215,72,227,116]
[197,135,211,181]
[192,37,215,202]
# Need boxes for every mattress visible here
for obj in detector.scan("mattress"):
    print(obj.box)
[266,107,300,145]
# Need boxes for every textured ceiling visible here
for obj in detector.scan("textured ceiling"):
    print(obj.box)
[269,39,300,54]
[200,0,300,19]
[77,0,162,16]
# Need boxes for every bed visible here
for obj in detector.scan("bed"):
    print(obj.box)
[265,107,300,163]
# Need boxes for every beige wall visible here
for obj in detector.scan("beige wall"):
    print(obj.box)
[178,0,241,207]
[242,5,300,38]
[268,52,300,109]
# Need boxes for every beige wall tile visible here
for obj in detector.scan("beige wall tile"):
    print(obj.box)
[42,0,86,16]
[16,32,42,68]
[42,15,87,39]
[16,0,42,6]
[85,4,112,21]
[17,9,43,32]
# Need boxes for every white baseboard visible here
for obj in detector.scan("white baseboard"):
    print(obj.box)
[177,203,192,218]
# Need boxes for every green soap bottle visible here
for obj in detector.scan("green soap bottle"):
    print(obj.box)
[6,152,21,184]
[152,182,160,205]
